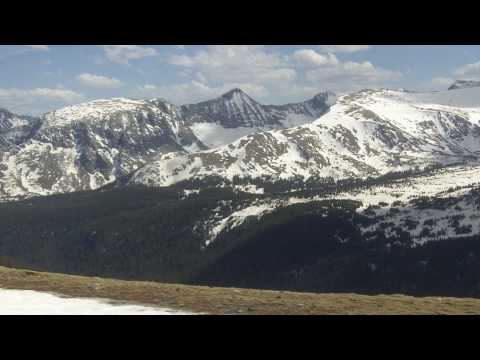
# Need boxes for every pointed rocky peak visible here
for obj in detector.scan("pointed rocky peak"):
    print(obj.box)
[219,88,259,105]
[221,88,247,98]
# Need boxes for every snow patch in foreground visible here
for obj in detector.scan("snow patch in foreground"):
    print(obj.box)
[0,289,196,315]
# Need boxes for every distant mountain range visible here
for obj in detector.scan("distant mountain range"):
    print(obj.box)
[3,81,480,297]
[130,87,480,187]
[0,90,333,201]
[4,83,480,201]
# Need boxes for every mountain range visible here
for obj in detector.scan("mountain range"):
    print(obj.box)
[0,90,333,201]
[130,87,480,188]
[2,81,480,296]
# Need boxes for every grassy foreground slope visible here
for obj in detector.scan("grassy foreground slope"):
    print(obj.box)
[1,266,480,314]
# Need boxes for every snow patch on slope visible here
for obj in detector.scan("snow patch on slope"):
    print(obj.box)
[0,288,197,315]
[190,122,260,148]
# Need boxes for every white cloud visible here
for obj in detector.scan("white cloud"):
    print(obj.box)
[76,73,124,89]
[454,61,480,79]
[293,49,339,67]
[175,45,186,50]
[169,54,195,67]
[0,88,83,103]
[101,45,157,64]
[426,61,480,91]
[137,84,157,91]
[26,45,50,52]
[0,87,84,114]
[162,45,402,104]
[305,60,402,90]
[317,45,371,53]
[135,80,269,105]
[168,45,293,85]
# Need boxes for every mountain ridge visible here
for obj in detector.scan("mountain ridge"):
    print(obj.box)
[0,89,335,201]
[129,88,480,188]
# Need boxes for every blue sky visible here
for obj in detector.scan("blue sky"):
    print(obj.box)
[1,45,480,115]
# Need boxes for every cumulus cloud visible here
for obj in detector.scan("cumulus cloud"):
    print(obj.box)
[168,45,293,85]
[169,54,195,67]
[26,45,50,52]
[454,61,480,79]
[164,45,303,103]
[163,45,400,103]
[305,60,402,91]
[76,73,124,89]
[0,87,84,114]
[293,49,339,67]
[137,84,157,91]
[101,45,157,64]
[135,80,269,104]
[317,45,371,53]
[426,60,480,91]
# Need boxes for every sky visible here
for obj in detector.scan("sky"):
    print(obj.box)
[1,45,480,115]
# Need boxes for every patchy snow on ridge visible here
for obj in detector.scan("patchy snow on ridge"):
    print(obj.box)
[201,164,480,248]
[206,201,279,246]
[318,164,480,245]
[332,164,480,208]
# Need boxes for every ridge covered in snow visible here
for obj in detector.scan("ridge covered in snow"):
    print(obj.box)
[0,90,335,201]
[130,88,480,188]
[0,98,201,201]
[198,164,480,247]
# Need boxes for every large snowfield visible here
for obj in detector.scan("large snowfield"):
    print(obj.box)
[0,288,196,315]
